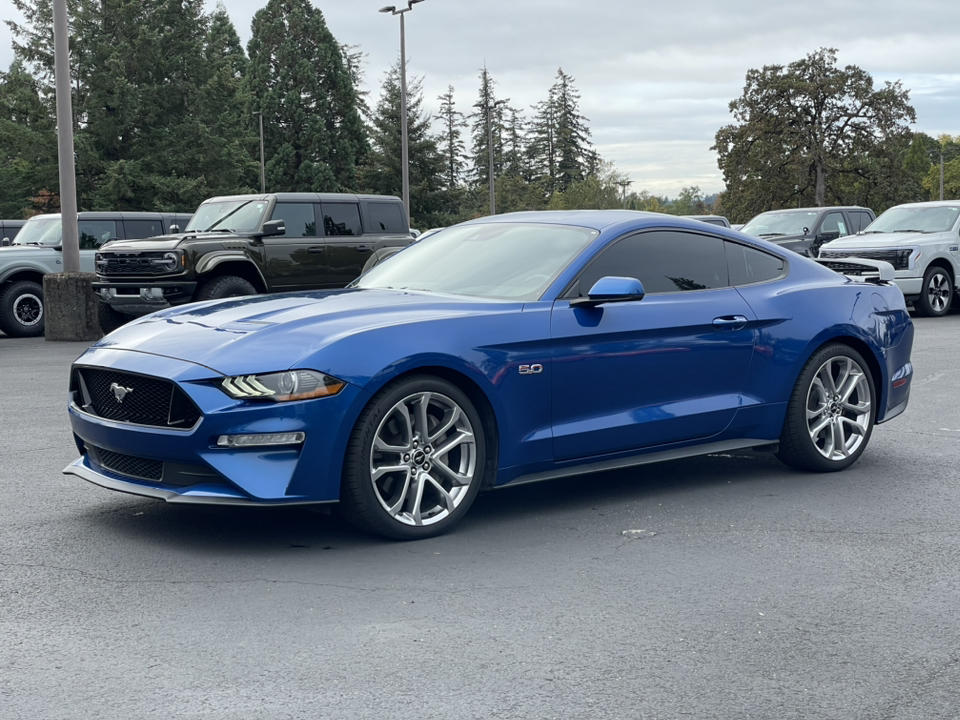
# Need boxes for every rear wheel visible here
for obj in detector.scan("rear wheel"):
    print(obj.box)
[777,344,874,472]
[339,375,487,540]
[0,280,44,337]
[915,265,953,317]
[195,275,257,302]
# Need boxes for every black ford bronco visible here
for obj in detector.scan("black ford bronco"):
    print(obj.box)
[94,193,413,332]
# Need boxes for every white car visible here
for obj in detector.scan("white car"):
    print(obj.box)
[818,201,960,317]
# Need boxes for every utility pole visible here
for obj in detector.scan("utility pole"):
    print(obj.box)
[617,180,632,209]
[940,153,945,201]
[486,96,506,215]
[53,0,78,273]
[256,111,266,193]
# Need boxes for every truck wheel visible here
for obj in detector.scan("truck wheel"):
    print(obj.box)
[0,280,44,337]
[195,275,257,302]
[915,265,953,317]
[98,302,128,335]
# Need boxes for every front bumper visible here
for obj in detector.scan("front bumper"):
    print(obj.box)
[94,281,198,316]
[892,275,923,299]
[64,347,369,505]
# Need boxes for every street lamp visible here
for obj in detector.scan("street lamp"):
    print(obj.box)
[254,111,265,193]
[616,179,632,209]
[486,98,506,215]
[380,0,425,224]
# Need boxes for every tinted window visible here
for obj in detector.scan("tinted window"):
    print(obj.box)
[79,220,118,250]
[821,212,848,236]
[1,224,21,240]
[570,230,728,297]
[270,203,317,238]
[321,203,361,237]
[366,202,405,233]
[725,242,784,286]
[124,219,164,239]
[852,211,873,233]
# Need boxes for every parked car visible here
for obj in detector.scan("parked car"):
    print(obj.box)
[93,193,415,333]
[682,214,731,228]
[64,210,913,540]
[0,220,26,244]
[0,211,191,337]
[740,206,875,257]
[818,201,960,317]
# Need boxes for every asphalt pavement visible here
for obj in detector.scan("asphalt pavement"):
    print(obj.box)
[1,316,959,720]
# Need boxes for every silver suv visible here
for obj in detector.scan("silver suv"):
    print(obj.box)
[818,201,960,317]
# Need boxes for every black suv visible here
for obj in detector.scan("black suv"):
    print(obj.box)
[94,193,413,331]
[740,206,875,256]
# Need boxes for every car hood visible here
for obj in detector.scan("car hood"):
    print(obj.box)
[93,288,523,375]
[0,244,57,257]
[820,231,945,251]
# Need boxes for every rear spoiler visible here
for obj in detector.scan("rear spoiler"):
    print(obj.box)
[815,257,895,285]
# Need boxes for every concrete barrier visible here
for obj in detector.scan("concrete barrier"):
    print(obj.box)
[43,272,102,341]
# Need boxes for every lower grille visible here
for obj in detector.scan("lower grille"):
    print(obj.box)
[93,447,163,481]
[74,367,201,429]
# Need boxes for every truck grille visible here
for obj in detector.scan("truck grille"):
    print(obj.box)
[96,251,176,276]
[819,248,911,270]
[74,367,201,429]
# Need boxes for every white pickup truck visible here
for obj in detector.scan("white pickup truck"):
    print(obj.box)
[818,201,960,317]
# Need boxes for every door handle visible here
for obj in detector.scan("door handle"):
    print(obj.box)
[307,246,324,254]
[713,315,748,330]
[356,246,373,254]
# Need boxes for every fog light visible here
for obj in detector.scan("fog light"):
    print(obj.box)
[216,432,306,448]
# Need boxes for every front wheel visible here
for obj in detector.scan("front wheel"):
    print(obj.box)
[915,265,953,317]
[97,302,129,335]
[339,375,488,540]
[195,275,257,302]
[0,280,44,337]
[777,344,875,472]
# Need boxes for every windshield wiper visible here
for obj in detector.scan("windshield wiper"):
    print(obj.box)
[204,201,253,232]
[862,230,886,234]
[758,232,786,237]
[891,229,929,234]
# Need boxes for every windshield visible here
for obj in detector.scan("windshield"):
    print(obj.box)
[742,211,820,237]
[864,206,960,234]
[13,217,63,246]
[184,200,268,233]
[355,222,599,300]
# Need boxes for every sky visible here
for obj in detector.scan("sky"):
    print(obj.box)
[1,0,958,197]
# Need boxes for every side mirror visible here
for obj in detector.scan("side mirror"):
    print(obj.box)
[570,276,645,308]
[816,230,841,242]
[1,237,10,247]
[260,219,285,237]
[169,224,180,234]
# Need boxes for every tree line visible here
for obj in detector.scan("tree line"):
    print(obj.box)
[0,3,954,226]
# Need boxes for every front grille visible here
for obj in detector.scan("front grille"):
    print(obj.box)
[96,251,176,277]
[819,248,910,270]
[75,367,201,429]
[93,446,163,481]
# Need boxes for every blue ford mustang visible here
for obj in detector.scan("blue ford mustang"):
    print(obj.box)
[65,211,914,539]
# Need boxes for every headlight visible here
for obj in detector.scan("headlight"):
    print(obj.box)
[151,251,182,272]
[218,370,345,402]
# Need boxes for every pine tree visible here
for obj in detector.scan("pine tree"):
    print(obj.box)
[364,61,446,228]
[436,85,466,190]
[467,67,506,189]
[551,69,593,192]
[246,0,368,192]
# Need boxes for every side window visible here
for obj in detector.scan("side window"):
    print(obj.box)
[78,220,118,250]
[366,202,405,233]
[569,230,728,297]
[270,203,317,238]
[854,211,873,233]
[124,219,163,239]
[725,242,785,286]
[821,212,848,236]
[321,203,362,237]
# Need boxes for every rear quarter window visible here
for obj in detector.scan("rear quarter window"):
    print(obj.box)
[365,202,406,233]
[725,242,785,285]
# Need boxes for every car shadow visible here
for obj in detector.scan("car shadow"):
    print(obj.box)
[72,448,788,554]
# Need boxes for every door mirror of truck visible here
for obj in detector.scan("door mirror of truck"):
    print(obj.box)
[260,219,285,237]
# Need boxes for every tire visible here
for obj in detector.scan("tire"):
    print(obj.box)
[0,280,44,337]
[915,265,953,317]
[777,343,875,473]
[339,375,488,540]
[194,275,257,302]
[98,302,129,335]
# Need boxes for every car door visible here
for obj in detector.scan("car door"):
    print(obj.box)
[261,202,326,290]
[320,202,370,286]
[550,229,757,461]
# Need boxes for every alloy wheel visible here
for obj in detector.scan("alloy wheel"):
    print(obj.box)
[805,355,872,461]
[369,391,477,526]
[13,292,42,326]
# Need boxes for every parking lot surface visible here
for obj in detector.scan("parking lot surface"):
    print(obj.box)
[2,316,959,719]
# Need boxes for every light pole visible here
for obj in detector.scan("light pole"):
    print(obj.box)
[616,180,632,208]
[486,98,506,215]
[380,0,425,224]
[53,0,78,273]
[255,111,265,193]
